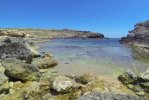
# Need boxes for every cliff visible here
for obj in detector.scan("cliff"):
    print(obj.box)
[120,20,149,58]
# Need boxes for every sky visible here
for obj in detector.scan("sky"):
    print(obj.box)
[0,0,149,38]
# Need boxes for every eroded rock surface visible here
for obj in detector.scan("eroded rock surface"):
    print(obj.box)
[51,76,72,93]
[118,68,149,99]
[2,58,40,82]
[118,69,137,85]
[32,53,57,69]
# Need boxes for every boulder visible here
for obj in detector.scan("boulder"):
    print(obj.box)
[118,69,137,85]
[32,53,57,69]
[138,69,149,82]
[22,81,51,100]
[51,76,72,93]
[0,37,41,63]
[0,42,33,63]
[2,58,40,82]
[39,69,58,81]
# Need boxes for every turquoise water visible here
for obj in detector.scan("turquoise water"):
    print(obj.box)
[38,39,148,77]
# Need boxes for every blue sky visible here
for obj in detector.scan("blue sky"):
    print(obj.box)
[0,0,149,38]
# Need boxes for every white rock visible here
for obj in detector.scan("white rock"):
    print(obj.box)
[51,76,72,93]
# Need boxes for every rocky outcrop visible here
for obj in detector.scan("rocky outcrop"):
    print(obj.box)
[120,20,149,44]
[0,30,26,37]
[32,53,58,69]
[0,37,40,63]
[2,58,40,82]
[118,69,149,98]
[51,76,72,93]
[120,20,149,58]
[118,69,137,85]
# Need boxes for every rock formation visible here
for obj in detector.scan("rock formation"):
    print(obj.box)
[120,20,149,58]
[118,69,149,99]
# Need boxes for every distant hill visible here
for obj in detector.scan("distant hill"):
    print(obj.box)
[0,28,104,39]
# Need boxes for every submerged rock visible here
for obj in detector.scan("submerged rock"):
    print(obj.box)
[51,76,72,93]
[118,69,138,85]
[32,53,57,69]
[2,58,40,82]
[75,74,94,85]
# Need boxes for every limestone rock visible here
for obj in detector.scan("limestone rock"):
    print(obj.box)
[51,76,72,93]
[139,82,149,92]
[22,81,51,100]
[139,69,149,82]
[79,92,142,100]
[2,58,40,82]
[120,20,149,57]
[118,69,137,85]
[32,53,57,69]
[0,73,9,94]
[0,42,33,63]
[120,20,149,44]
[0,30,26,37]
[0,37,41,63]
[0,64,9,94]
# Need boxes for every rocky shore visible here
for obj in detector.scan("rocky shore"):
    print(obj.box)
[118,68,149,99]
[0,30,145,99]
[120,20,149,58]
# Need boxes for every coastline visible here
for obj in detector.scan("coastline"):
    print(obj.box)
[0,29,148,99]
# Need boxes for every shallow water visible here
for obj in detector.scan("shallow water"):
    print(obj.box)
[38,39,148,78]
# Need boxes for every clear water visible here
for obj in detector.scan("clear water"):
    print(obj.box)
[38,39,148,77]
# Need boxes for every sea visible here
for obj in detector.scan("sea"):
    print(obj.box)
[38,38,148,78]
